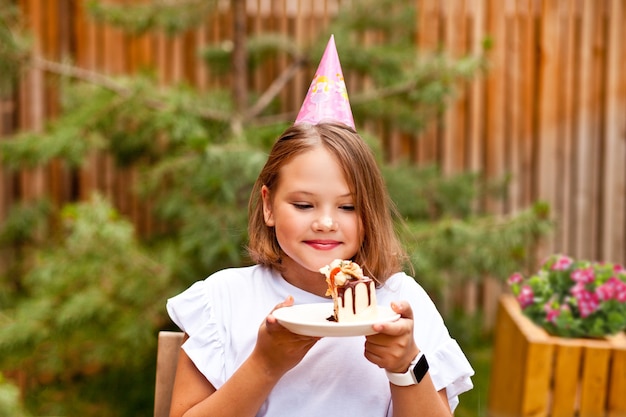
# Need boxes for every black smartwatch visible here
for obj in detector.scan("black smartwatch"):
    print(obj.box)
[385,352,429,386]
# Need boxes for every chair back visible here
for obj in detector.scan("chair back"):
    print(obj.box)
[154,331,184,417]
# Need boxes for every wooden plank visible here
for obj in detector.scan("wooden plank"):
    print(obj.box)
[101,3,119,204]
[467,0,485,174]
[73,0,99,201]
[441,0,467,175]
[484,0,506,215]
[20,0,46,202]
[414,0,441,164]
[128,0,154,75]
[602,0,625,263]
[579,344,611,417]
[46,0,69,208]
[551,343,582,417]
[193,24,208,90]
[572,0,596,259]
[521,341,553,417]
[488,297,526,415]
[0,99,16,233]
[554,0,576,257]
[589,1,607,260]
[506,0,522,213]
[608,336,626,417]
[518,0,536,211]
[535,0,560,255]
[251,0,264,96]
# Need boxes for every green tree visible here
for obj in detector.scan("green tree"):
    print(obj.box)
[0,0,552,415]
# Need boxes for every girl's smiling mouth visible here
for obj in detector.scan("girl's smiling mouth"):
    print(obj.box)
[305,240,341,250]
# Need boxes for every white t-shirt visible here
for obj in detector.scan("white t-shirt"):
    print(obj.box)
[167,265,474,416]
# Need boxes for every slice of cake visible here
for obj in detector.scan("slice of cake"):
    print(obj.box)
[319,259,378,322]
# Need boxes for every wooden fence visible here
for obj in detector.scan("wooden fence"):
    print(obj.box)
[2,0,626,321]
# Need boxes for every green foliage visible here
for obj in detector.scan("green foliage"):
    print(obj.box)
[0,195,171,416]
[86,0,219,36]
[143,144,269,284]
[323,0,486,133]
[0,374,31,417]
[402,202,552,298]
[0,0,30,95]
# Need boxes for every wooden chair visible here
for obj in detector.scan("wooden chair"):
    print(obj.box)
[154,331,184,417]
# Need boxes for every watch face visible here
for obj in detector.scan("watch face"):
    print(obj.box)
[412,355,429,383]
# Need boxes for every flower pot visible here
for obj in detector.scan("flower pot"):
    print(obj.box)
[488,294,626,417]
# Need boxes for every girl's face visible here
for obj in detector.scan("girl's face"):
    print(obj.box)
[262,145,363,295]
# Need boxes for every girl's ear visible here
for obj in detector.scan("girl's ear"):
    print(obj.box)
[261,185,275,226]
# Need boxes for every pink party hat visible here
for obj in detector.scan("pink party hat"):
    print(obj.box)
[294,35,355,129]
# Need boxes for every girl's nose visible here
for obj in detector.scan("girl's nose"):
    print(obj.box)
[313,215,338,231]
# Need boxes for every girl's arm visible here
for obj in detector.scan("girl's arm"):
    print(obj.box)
[365,301,453,417]
[389,376,451,417]
[169,296,320,417]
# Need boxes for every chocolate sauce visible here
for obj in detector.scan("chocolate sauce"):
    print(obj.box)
[337,279,374,314]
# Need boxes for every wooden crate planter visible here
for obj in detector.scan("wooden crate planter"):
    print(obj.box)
[488,295,626,417]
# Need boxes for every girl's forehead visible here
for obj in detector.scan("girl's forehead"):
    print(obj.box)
[275,146,352,192]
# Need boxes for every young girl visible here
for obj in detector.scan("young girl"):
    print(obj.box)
[166,122,474,417]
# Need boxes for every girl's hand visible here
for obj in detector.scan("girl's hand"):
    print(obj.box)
[251,296,321,378]
[364,301,420,373]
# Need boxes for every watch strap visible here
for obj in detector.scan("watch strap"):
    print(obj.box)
[385,351,429,386]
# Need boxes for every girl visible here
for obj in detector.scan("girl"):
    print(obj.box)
[166,122,474,417]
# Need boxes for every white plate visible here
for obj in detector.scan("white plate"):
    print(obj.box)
[272,303,400,337]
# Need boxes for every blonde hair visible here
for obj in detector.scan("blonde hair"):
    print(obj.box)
[247,122,406,283]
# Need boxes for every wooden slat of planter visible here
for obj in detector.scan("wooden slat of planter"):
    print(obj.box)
[489,294,548,416]
[551,343,582,417]
[609,338,626,416]
[489,297,522,414]
[579,343,611,417]
[511,291,555,417]
[520,341,554,416]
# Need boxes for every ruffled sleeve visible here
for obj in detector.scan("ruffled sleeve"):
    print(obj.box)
[381,273,475,412]
[427,338,475,411]
[166,280,227,387]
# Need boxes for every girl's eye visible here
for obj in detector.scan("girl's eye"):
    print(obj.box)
[340,205,355,212]
[292,203,313,210]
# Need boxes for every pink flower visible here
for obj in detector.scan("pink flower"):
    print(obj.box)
[544,302,561,323]
[595,277,626,302]
[573,289,599,318]
[551,255,574,271]
[517,285,534,308]
[596,277,616,300]
[507,273,523,285]
[571,266,595,284]
[614,264,625,274]
[614,279,626,302]
[570,282,587,297]
[596,281,615,301]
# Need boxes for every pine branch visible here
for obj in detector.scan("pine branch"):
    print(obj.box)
[30,56,230,122]
[244,57,307,120]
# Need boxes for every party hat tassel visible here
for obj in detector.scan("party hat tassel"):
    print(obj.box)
[294,35,355,129]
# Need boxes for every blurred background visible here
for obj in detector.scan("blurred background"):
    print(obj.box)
[0,0,624,415]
